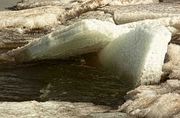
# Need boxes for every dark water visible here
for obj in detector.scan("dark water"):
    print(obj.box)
[0,0,20,10]
[0,60,132,108]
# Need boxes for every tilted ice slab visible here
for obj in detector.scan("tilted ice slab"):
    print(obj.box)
[5,19,171,85]
[7,19,130,62]
[99,24,171,85]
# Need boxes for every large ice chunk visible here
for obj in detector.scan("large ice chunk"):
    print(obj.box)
[5,20,171,85]
[99,24,171,85]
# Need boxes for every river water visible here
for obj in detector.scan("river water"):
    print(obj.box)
[0,0,20,10]
[0,61,131,108]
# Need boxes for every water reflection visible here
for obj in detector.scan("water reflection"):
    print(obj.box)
[0,60,132,108]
